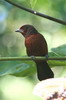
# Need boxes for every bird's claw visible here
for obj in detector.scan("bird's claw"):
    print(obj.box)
[30,56,35,60]
[45,54,49,60]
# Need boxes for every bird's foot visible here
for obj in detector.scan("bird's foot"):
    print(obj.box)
[45,54,49,60]
[30,56,35,60]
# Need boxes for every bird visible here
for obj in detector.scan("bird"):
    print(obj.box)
[16,24,54,81]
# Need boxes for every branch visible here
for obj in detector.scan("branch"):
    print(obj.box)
[0,56,66,61]
[5,0,66,25]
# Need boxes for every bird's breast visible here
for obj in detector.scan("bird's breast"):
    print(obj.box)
[25,33,48,56]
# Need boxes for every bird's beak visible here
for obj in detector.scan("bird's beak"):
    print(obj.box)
[15,29,24,33]
[15,29,20,32]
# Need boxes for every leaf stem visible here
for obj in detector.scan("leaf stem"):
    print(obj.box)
[0,56,66,61]
[5,0,66,25]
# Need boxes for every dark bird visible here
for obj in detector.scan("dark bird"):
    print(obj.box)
[16,25,54,81]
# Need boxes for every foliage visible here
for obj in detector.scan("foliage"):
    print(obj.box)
[0,0,66,77]
[0,44,66,77]
[0,0,66,100]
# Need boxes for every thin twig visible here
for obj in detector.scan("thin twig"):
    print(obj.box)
[0,56,66,61]
[5,0,66,25]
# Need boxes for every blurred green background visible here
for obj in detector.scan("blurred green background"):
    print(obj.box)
[0,0,66,100]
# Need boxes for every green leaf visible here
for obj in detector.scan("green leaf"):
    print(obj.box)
[48,60,66,67]
[12,61,36,77]
[0,61,36,77]
[30,0,37,9]
[52,44,66,56]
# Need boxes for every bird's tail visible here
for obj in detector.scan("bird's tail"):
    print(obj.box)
[35,61,54,81]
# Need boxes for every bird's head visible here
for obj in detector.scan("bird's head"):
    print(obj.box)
[15,24,38,37]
